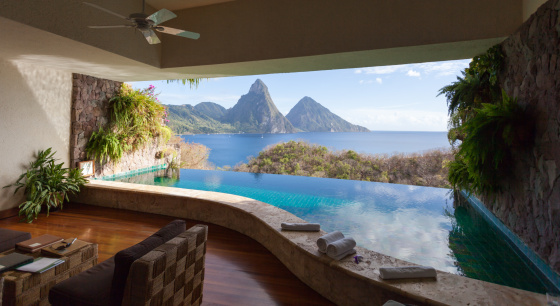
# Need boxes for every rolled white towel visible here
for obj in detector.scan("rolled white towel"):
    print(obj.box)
[378,266,437,280]
[329,248,356,260]
[316,231,345,253]
[326,237,356,258]
[281,222,320,231]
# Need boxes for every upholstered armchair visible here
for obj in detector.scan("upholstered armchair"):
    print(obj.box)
[49,221,207,306]
[122,225,207,305]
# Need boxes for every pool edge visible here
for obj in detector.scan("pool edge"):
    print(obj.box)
[72,180,548,305]
[461,191,560,293]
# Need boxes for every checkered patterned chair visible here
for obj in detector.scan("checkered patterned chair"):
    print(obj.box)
[122,225,207,306]
[49,222,208,306]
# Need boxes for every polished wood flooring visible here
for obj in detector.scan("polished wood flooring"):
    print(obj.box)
[0,204,334,306]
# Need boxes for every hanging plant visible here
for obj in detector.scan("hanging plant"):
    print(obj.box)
[448,92,533,195]
[85,84,171,163]
[442,45,535,196]
[439,45,504,146]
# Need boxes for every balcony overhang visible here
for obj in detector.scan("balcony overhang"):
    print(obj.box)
[0,0,547,81]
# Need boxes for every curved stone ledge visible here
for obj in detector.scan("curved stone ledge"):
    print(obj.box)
[74,180,546,306]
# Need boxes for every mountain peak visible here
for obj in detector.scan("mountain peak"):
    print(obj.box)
[286,97,370,133]
[224,79,296,133]
[299,96,319,105]
[249,79,269,94]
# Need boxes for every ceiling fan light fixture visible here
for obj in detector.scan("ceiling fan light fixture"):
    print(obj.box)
[84,1,200,44]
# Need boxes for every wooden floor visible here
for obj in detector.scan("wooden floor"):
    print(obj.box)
[0,204,334,306]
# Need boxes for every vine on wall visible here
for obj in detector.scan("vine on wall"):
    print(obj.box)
[85,84,172,163]
[440,46,535,196]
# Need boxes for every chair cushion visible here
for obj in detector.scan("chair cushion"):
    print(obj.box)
[110,220,186,306]
[49,257,115,306]
[0,228,31,252]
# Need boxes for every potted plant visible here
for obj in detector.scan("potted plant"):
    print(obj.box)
[3,148,87,223]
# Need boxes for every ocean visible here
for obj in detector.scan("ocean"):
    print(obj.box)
[180,131,450,167]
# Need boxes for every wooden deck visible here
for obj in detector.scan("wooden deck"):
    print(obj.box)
[0,204,334,306]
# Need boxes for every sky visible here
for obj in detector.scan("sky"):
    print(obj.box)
[129,59,470,132]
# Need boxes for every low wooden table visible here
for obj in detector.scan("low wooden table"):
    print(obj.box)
[0,240,98,306]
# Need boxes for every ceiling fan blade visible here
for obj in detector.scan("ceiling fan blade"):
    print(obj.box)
[157,26,200,40]
[142,30,161,44]
[83,2,128,20]
[88,25,131,29]
[148,9,177,25]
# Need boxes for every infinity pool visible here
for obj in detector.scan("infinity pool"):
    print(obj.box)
[110,169,549,293]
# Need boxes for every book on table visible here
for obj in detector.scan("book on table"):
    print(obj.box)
[0,253,34,273]
[16,257,65,273]
[16,234,64,253]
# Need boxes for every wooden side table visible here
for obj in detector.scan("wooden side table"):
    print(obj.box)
[0,240,98,306]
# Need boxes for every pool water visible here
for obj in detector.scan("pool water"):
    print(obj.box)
[110,169,550,293]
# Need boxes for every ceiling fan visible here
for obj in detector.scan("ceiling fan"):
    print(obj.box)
[84,0,200,44]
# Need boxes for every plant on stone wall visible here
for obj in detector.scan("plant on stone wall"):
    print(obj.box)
[439,45,504,146]
[3,148,87,223]
[86,127,123,163]
[442,45,534,196]
[448,93,531,195]
[85,84,171,163]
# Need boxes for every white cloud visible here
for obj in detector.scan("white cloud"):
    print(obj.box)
[335,107,449,132]
[307,188,458,273]
[354,65,403,75]
[358,78,382,85]
[417,60,470,76]
[354,59,470,78]
[407,70,421,77]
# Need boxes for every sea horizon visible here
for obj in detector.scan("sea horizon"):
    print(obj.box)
[175,130,448,135]
[180,131,451,167]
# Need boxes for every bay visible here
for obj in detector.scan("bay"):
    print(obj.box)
[180,131,451,167]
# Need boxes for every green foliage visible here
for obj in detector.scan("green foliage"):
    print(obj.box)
[3,148,87,223]
[160,126,173,143]
[448,93,531,195]
[448,156,471,193]
[166,104,237,134]
[85,128,123,163]
[234,141,453,188]
[440,44,536,196]
[85,84,170,163]
[468,45,504,87]
[166,78,205,89]
[167,136,213,170]
[439,45,504,145]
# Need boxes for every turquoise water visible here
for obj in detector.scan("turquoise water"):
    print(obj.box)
[111,169,550,293]
[181,131,450,167]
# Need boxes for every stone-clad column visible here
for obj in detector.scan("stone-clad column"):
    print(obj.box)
[494,0,560,273]
[69,74,121,170]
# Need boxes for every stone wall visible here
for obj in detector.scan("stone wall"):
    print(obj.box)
[70,73,174,178]
[491,0,560,273]
[70,74,120,170]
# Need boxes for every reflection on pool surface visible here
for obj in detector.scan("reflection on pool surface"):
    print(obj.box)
[110,169,550,293]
